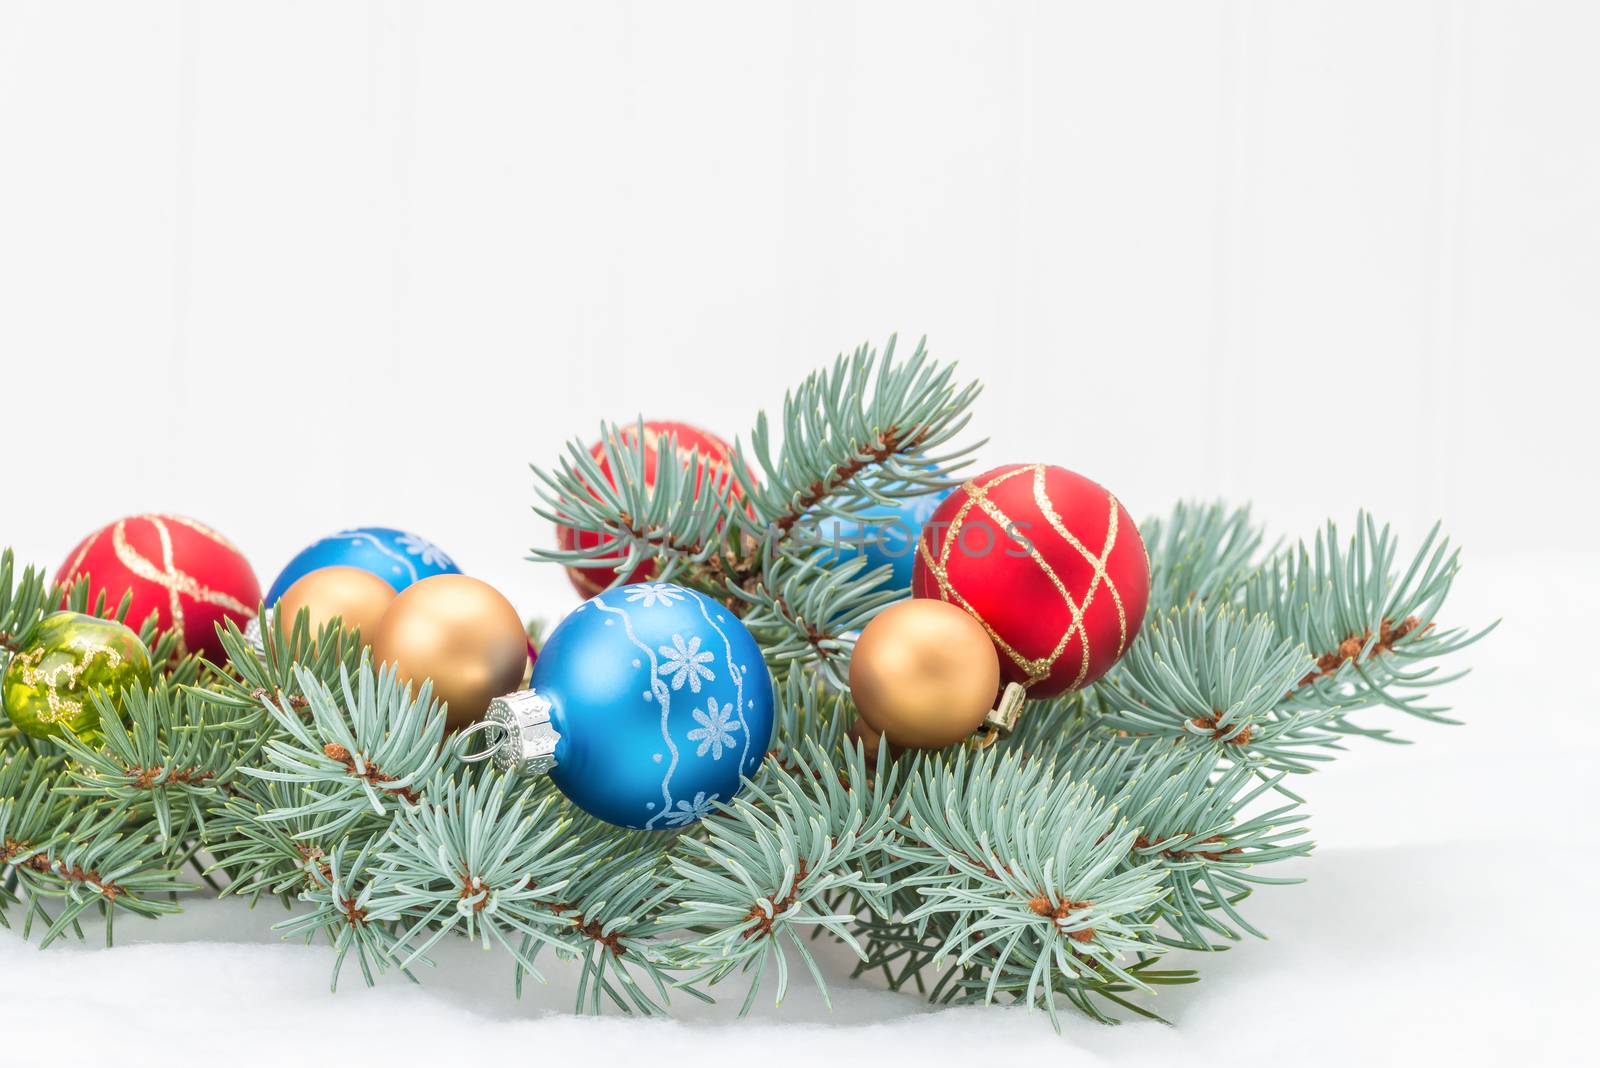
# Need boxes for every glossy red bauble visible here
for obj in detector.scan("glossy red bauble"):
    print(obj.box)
[911,464,1150,698]
[555,421,747,597]
[54,514,261,662]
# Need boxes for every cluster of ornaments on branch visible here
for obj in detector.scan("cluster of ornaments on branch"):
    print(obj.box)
[849,463,1151,750]
[5,449,1147,829]
[54,513,261,661]
[912,463,1151,697]
[6,508,773,831]
[263,528,529,730]
[265,525,462,603]
[268,527,776,828]
[4,512,258,743]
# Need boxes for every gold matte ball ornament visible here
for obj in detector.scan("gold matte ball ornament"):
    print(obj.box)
[273,566,397,642]
[370,574,529,732]
[849,598,1002,749]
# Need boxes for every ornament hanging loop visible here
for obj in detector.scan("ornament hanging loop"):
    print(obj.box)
[970,683,1028,751]
[453,717,508,764]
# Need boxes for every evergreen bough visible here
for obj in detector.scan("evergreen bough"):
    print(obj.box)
[0,338,1491,1027]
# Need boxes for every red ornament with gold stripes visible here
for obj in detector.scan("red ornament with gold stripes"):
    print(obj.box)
[555,421,748,597]
[910,464,1150,698]
[54,514,261,662]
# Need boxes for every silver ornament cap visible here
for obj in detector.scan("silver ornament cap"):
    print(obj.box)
[458,689,561,777]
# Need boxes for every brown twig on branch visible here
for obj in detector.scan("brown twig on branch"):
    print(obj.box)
[768,593,829,648]
[741,857,812,939]
[1296,615,1427,690]
[1188,714,1253,745]
[128,765,215,789]
[336,893,368,927]
[1134,834,1242,863]
[713,425,933,593]
[571,913,626,956]
[321,742,420,804]
[772,426,928,538]
[3,838,125,901]
[296,843,334,885]
[252,687,310,710]
[1027,894,1096,942]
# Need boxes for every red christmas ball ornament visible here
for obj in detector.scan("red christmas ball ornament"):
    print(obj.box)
[54,514,261,662]
[910,464,1150,698]
[555,421,748,597]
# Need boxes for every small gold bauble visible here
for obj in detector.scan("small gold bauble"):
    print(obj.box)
[370,574,529,732]
[848,599,1001,749]
[274,566,397,643]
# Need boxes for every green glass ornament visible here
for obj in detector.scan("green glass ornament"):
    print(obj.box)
[1,612,153,742]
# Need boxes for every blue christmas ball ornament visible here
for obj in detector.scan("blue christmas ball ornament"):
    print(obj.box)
[484,582,774,829]
[813,488,952,591]
[265,527,461,605]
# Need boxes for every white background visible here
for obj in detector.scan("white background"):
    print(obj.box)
[1,2,1596,1065]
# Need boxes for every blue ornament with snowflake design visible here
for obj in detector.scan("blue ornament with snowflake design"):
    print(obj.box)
[265,527,461,605]
[477,582,774,829]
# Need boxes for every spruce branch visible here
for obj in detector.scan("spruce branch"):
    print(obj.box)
[1,747,189,947]
[273,835,411,991]
[1141,502,1268,612]
[528,418,740,589]
[515,837,687,1016]
[244,661,449,838]
[768,661,857,757]
[366,769,587,976]
[0,549,52,659]
[728,552,902,688]
[666,736,898,1014]
[1095,603,1340,775]
[527,338,983,599]
[1099,744,1312,947]
[1249,514,1495,738]
[889,749,1170,1029]
[203,779,364,904]
[52,681,254,845]
[0,747,68,924]
[202,610,366,714]
[732,336,981,538]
